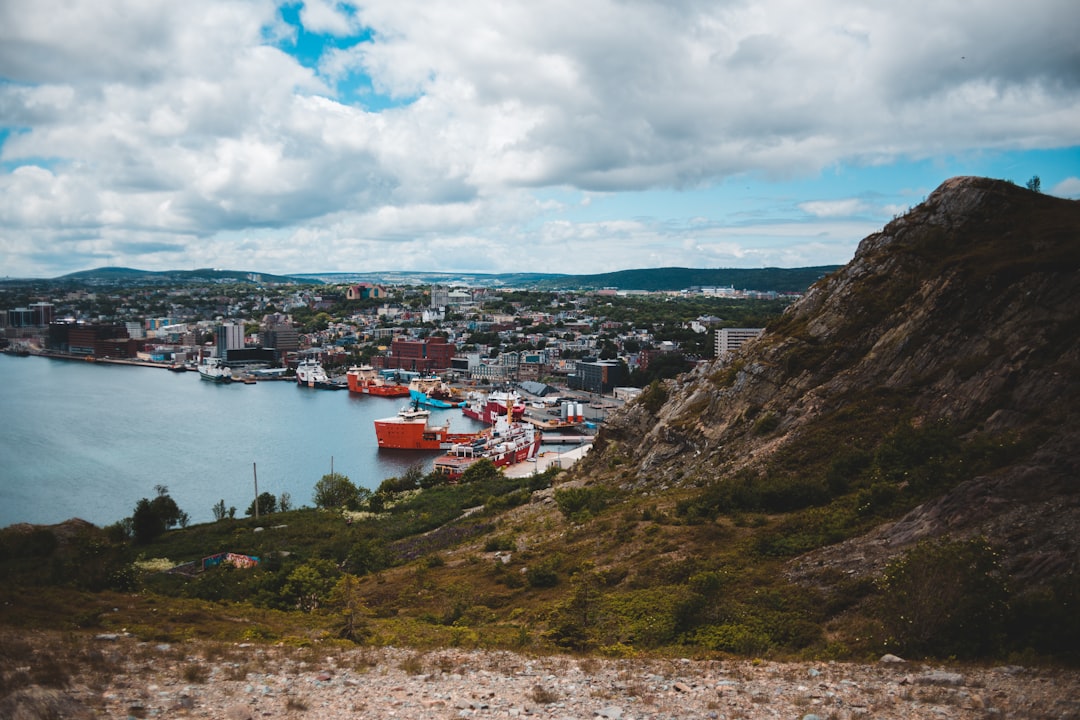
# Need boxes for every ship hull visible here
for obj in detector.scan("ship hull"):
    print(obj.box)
[431,420,542,480]
[346,366,411,396]
[374,416,480,450]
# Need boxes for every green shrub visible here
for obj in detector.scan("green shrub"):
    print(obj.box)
[313,473,362,510]
[876,537,1007,659]
[484,536,516,552]
[690,623,771,656]
[752,411,780,435]
[639,380,668,414]
[554,486,614,522]
[525,557,560,588]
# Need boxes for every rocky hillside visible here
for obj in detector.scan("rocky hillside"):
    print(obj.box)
[4,176,1077,670]
[580,176,1080,587]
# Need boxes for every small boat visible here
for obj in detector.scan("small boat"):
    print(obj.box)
[198,357,233,383]
[346,365,411,397]
[296,359,345,389]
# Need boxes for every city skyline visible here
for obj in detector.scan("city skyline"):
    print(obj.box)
[2,0,1078,279]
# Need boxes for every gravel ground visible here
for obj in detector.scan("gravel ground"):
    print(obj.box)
[6,638,1079,720]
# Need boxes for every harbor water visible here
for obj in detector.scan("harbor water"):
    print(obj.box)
[0,354,487,528]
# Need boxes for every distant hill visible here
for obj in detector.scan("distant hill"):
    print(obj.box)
[274,267,843,292]
[45,266,841,292]
[57,267,318,285]
[531,266,841,292]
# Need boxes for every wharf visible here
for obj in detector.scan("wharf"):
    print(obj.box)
[503,444,592,478]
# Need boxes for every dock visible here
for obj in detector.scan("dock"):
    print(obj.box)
[503,444,592,478]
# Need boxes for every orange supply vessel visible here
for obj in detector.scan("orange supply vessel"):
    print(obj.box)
[347,365,411,397]
[374,404,481,450]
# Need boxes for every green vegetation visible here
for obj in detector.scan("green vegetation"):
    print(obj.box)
[313,472,365,510]
[1,440,1076,664]
[876,538,1008,659]
[129,486,189,544]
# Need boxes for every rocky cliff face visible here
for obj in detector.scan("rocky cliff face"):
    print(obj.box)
[578,176,1080,585]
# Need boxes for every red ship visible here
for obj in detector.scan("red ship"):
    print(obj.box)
[462,389,526,424]
[374,404,481,450]
[347,365,411,397]
[432,401,541,480]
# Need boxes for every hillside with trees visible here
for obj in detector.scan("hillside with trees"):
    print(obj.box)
[1,178,1077,670]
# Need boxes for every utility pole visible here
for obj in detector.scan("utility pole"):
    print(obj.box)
[253,462,259,520]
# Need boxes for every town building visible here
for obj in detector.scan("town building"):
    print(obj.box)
[347,283,386,300]
[47,322,144,358]
[216,322,245,359]
[715,328,765,358]
[569,359,629,395]
[378,335,455,373]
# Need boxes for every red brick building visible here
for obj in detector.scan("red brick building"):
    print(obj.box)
[379,336,455,373]
[48,323,145,358]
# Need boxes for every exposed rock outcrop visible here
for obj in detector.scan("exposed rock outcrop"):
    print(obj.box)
[578,176,1080,585]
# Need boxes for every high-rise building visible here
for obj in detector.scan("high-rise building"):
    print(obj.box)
[715,328,764,358]
[216,321,245,359]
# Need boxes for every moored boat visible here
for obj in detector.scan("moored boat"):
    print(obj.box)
[296,359,344,389]
[409,376,464,408]
[374,403,482,450]
[462,389,526,424]
[198,357,232,383]
[346,365,411,397]
[432,410,542,480]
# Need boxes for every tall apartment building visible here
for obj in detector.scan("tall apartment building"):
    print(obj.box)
[216,321,245,359]
[715,327,764,358]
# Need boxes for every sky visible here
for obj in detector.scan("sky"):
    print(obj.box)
[1,1,1078,279]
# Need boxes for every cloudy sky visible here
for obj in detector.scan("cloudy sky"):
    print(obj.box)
[1,0,1078,279]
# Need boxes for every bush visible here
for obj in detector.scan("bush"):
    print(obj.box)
[876,537,1007,659]
[525,557,560,588]
[245,492,277,517]
[554,486,614,522]
[313,472,361,510]
[639,380,668,414]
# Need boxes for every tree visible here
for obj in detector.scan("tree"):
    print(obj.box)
[131,498,166,545]
[313,472,361,509]
[245,491,277,517]
[131,487,188,544]
[328,573,370,641]
[278,492,292,512]
[150,485,187,529]
[212,499,228,521]
[282,559,339,612]
[1026,175,1042,193]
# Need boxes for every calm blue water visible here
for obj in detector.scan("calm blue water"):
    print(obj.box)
[0,355,485,528]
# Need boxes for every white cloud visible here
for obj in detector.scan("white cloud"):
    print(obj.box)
[799,199,872,218]
[299,0,359,36]
[0,0,1078,277]
[1051,177,1080,199]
